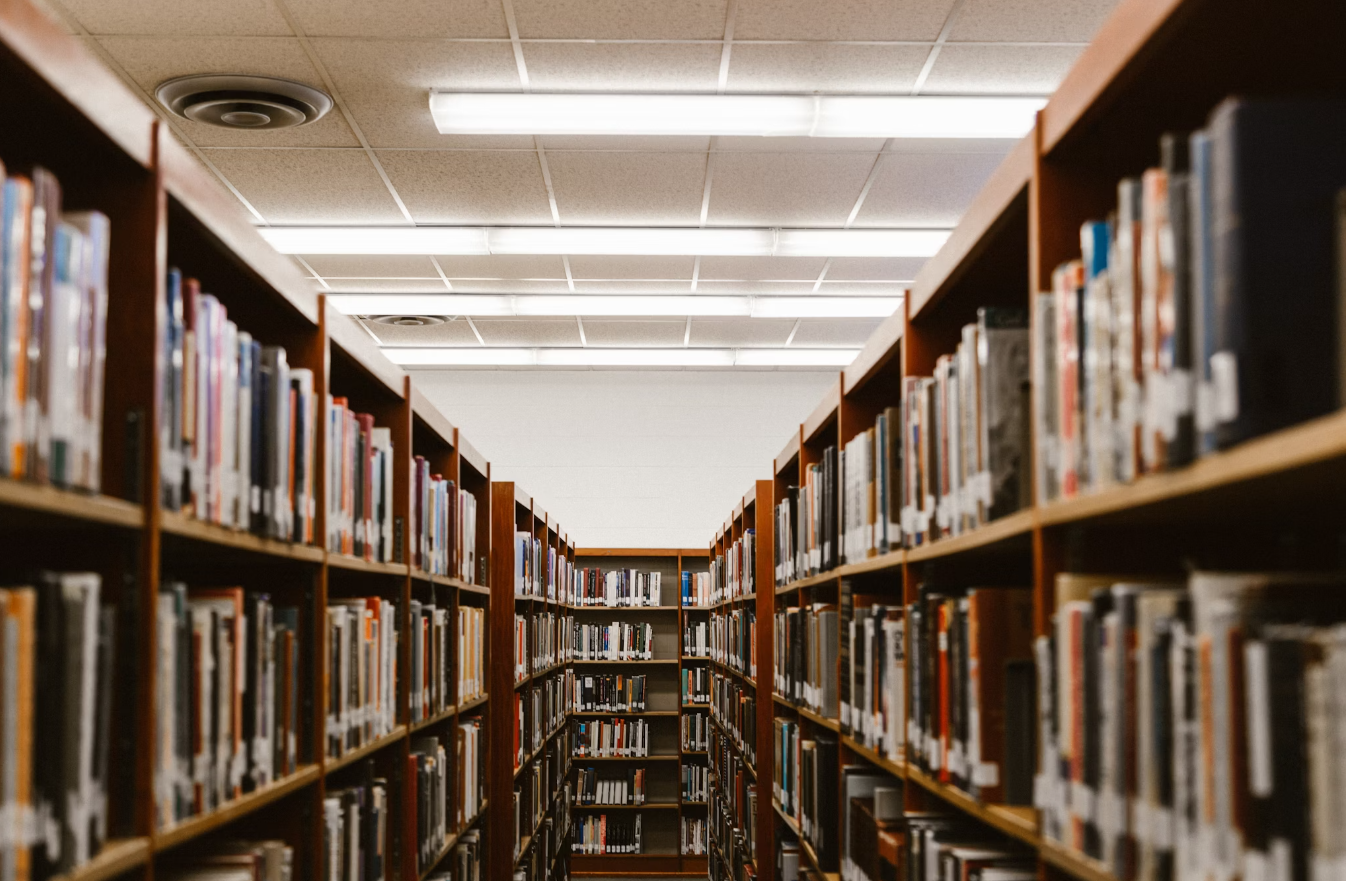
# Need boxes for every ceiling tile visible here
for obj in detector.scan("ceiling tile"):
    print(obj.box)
[312,39,525,149]
[707,152,876,226]
[287,0,508,38]
[547,152,708,225]
[714,136,887,153]
[568,256,695,280]
[95,36,358,147]
[824,256,926,281]
[512,0,729,39]
[361,318,480,345]
[790,317,883,347]
[301,255,440,278]
[434,255,568,279]
[324,278,450,293]
[203,148,405,223]
[816,281,909,296]
[950,0,1116,42]
[60,0,290,35]
[696,281,815,295]
[921,44,1083,95]
[581,320,686,346]
[852,150,1009,227]
[571,280,698,293]
[522,43,721,92]
[734,0,956,40]
[724,43,927,93]
[540,135,712,153]
[474,318,582,346]
[376,150,553,224]
[690,318,794,347]
[444,280,574,293]
[697,256,826,281]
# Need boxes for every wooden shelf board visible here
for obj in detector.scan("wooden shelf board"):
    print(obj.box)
[326,725,408,774]
[797,705,841,732]
[327,553,409,577]
[327,306,405,396]
[0,480,144,529]
[409,707,456,733]
[458,693,488,713]
[573,710,677,717]
[569,605,681,611]
[839,734,907,780]
[773,801,838,881]
[457,432,489,479]
[776,569,841,595]
[154,765,319,852]
[906,508,1036,562]
[1040,839,1120,881]
[804,384,840,443]
[906,767,1038,848]
[575,802,679,810]
[776,430,802,477]
[772,693,800,712]
[49,838,150,881]
[160,511,324,562]
[843,308,907,397]
[454,579,491,597]
[572,755,679,762]
[572,659,678,665]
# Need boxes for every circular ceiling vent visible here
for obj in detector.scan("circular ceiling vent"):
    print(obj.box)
[372,315,447,327]
[155,74,333,130]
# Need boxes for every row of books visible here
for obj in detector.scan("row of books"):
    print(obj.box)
[907,586,1034,806]
[774,447,839,585]
[412,462,478,582]
[458,605,486,703]
[774,603,839,718]
[573,718,651,757]
[682,817,709,855]
[326,397,394,562]
[327,598,397,758]
[839,588,904,763]
[576,767,646,805]
[533,611,572,670]
[710,674,757,766]
[514,532,570,599]
[711,529,756,603]
[905,811,1034,881]
[161,841,294,881]
[841,783,901,881]
[839,412,898,563]
[0,164,108,493]
[711,608,756,677]
[682,666,711,705]
[682,709,710,751]
[0,573,117,879]
[163,269,316,542]
[682,571,713,607]
[410,598,452,724]
[773,721,839,870]
[323,764,388,881]
[572,620,654,661]
[156,584,301,828]
[571,813,642,854]
[709,729,757,866]
[573,673,647,713]
[570,568,663,607]
[422,828,481,881]
[685,618,710,658]
[514,672,572,769]
[1036,570,1346,881]
[899,310,1029,549]
[683,763,710,801]
[1036,98,1346,502]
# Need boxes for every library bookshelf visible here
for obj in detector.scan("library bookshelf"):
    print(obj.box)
[0,4,500,881]
[567,548,710,877]
[748,3,1346,881]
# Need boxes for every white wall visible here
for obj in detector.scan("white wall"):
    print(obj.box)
[414,370,839,548]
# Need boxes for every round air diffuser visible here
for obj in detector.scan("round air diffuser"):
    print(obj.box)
[372,315,447,327]
[155,74,333,130]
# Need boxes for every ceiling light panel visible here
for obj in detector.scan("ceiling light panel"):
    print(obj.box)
[325,294,901,318]
[429,93,1044,139]
[262,226,950,257]
[381,347,861,367]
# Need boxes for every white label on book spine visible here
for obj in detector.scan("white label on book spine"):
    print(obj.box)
[1070,781,1096,822]
[972,761,999,788]
[1210,351,1239,423]
[1244,850,1270,881]
[1244,641,1274,797]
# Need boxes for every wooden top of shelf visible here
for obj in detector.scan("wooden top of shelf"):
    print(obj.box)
[159,135,319,325]
[457,432,488,478]
[514,484,533,511]
[0,479,144,528]
[50,839,151,881]
[575,547,683,557]
[160,511,326,562]
[0,0,155,166]
[154,765,320,852]
[905,134,1034,324]
[326,304,404,396]
[843,307,906,397]
[776,430,802,477]
[803,381,840,444]
[410,384,456,447]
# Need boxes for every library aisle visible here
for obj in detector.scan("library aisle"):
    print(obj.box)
[2,2,1346,881]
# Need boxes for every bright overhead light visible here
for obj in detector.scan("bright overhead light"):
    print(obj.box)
[381,347,860,367]
[326,293,901,318]
[262,226,949,257]
[429,93,1044,139]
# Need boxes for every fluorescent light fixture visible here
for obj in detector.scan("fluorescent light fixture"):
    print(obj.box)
[327,294,901,318]
[381,347,860,367]
[262,226,949,257]
[430,93,1044,139]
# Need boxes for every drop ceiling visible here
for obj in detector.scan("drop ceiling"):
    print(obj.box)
[44,0,1117,367]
